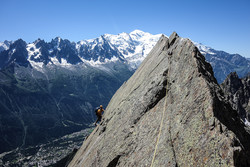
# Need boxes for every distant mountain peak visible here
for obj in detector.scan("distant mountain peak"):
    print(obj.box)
[0,40,13,52]
[54,36,62,41]
[192,41,215,55]
[10,39,27,49]
[130,29,147,34]
[3,40,12,45]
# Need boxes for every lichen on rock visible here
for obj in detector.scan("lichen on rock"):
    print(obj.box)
[68,32,250,167]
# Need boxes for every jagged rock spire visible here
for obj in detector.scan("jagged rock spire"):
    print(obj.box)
[68,32,250,167]
[221,72,250,122]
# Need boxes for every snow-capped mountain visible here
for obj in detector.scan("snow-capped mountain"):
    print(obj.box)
[0,30,249,83]
[104,30,162,68]
[0,39,30,69]
[0,30,161,72]
[0,40,12,53]
[193,42,216,55]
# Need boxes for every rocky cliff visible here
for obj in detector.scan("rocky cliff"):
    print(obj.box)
[221,72,250,122]
[69,32,250,167]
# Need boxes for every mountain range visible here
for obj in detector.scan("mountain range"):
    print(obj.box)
[0,30,161,71]
[1,30,249,84]
[0,30,249,154]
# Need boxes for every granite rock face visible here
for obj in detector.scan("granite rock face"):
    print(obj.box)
[68,32,250,167]
[221,72,250,122]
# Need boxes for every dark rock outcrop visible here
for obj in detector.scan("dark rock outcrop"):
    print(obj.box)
[221,72,250,122]
[68,32,250,167]
[0,39,30,69]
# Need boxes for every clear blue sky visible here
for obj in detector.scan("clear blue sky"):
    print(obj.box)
[0,0,249,57]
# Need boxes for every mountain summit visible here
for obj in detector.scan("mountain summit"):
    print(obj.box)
[68,32,250,167]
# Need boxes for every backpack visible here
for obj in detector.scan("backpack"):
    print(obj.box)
[94,107,100,115]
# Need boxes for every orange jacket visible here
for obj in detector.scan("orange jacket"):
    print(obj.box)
[97,108,104,116]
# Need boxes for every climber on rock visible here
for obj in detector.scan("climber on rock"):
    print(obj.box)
[94,105,105,126]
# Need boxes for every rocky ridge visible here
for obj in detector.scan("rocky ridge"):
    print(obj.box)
[221,72,250,123]
[68,32,250,167]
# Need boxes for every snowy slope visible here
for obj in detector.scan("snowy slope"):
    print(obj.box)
[0,40,12,53]
[23,30,162,71]
[104,30,162,69]
[76,35,124,67]
[193,42,216,55]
